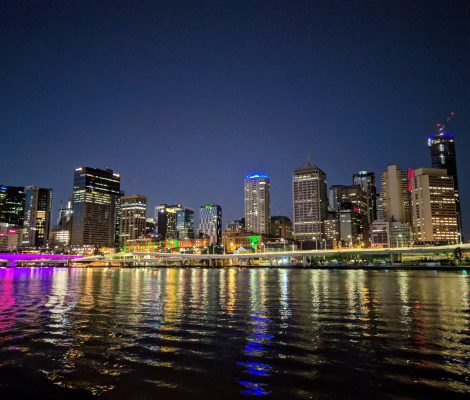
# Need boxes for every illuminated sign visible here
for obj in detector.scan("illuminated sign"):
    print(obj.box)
[407,168,415,192]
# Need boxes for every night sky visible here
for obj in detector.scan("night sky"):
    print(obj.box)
[1,1,470,236]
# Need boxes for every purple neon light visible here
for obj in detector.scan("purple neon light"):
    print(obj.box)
[0,254,82,267]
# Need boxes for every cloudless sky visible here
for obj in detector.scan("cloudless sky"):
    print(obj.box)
[1,1,470,236]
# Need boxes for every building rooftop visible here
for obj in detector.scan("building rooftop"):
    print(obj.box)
[294,159,324,174]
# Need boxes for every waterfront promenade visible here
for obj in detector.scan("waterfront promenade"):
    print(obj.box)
[3,244,467,268]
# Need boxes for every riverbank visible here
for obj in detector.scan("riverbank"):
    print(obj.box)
[2,264,469,271]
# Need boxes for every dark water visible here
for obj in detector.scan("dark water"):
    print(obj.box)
[0,268,469,399]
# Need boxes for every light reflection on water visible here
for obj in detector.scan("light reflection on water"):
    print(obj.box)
[0,267,469,399]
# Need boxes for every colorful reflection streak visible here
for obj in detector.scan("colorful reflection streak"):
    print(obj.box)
[0,268,468,398]
[238,269,273,396]
[0,254,81,267]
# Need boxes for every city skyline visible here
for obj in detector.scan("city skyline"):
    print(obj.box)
[1,1,469,237]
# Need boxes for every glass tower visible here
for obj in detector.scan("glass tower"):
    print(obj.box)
[199,204,222,244]
[71,167,121,247]
[0,185,25,226]
[428,133,461,238]
[23,186,53,247]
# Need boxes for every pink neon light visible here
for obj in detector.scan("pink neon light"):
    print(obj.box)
[407,168,415,192]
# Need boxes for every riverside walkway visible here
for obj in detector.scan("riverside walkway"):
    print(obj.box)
[73,243,470,267]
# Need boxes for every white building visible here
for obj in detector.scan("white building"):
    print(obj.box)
[244,174,270,234]
[292,160,328,242]
[411,168,459,244]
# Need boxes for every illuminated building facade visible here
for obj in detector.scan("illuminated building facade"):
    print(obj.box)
[176,207,194,240]
[71,167,121,247]
[270,216,293,239]
[0,185,25,226]
[119,195,147,246]
[22,186,53,247]
[50,199,73,246]
[324,212,340,248]
[410,168,459,244]
[370,219,412,248]
[352,171,377,223]
[292,160,328,243]
[223,232,268,253]
[199,204,222,244]
[380,164,411,224]
[155,204,182,239]
[330,185,369,245]
[428,132,462,236]
[124,238,210,253]
[244,173,270,234]
[0,223,20,251]
[339,207,362,247]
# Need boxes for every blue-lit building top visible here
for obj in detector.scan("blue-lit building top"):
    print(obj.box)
[246,173,269,180]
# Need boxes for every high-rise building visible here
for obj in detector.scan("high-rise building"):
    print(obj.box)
[0,185,25,226]
[330,185,369,246]
[244,173,270,234]
[155,204,182,239]
[376,193,386,220]
[410,168,459,244]
[380,165,411,224]
[292,160,328,243]
[176,207,194,240]
[324,211,340,248]
[339,207,362,247]
[145,218,157,237]
[428,131,462,237]
[352,171,377,223]
[22,186,53,247]
[114,190,125,247]
[50,199,73,246]
[328,185,344,211]
[71,167,121,247]
[119,195,147,246]
[199,204,222,244]
[270,216,293,239]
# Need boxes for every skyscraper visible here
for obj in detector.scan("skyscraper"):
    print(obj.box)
[0,185,25,226]
[22,186,53,247]
[244,173,270,234]
[352,171,377,223]
[119,195,147,246]
[71,167,121,247]
[411,168,459,244]
[176,207,194,239]
[199,204,222,244]
[380,165,411,224]
[292,160,328,243]
[428,130,462,237]
[330,185,369,246]
[50,199,73,246]
[155,204,182,239]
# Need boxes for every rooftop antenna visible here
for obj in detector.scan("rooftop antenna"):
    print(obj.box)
[436,111,456,134]
[306,154,312,165]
